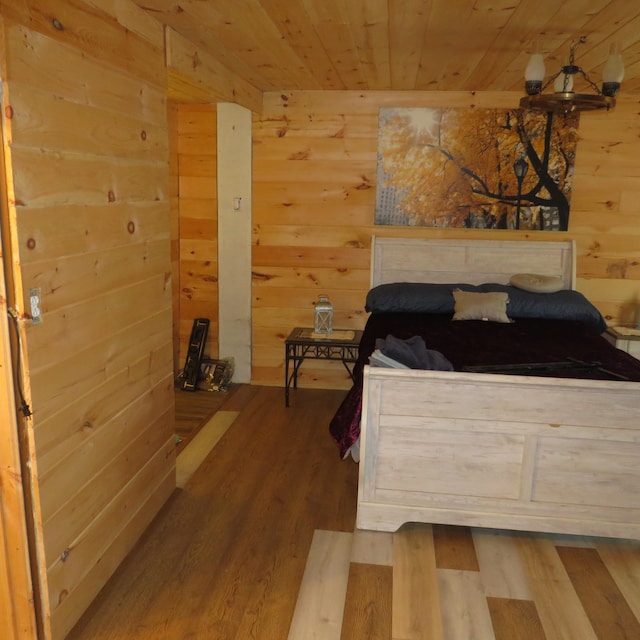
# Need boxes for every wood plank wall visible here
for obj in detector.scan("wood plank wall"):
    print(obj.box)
[0,2,175,637]
[176,103,219,368]
[168,102,181,375]
[0,225,36,639]
[253,90,640,390]
[0,38,37,636]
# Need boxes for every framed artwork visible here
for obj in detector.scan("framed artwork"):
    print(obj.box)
[375,107,580,231]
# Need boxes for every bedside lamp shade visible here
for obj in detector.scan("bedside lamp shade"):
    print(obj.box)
[314,295,333,334]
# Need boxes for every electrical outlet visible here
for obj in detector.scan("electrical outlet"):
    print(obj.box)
[30,287,42,324]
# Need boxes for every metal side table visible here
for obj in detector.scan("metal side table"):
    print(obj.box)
[284,327,362,406]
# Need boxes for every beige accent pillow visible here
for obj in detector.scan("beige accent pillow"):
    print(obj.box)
[510,273,564,293]
[452,290,511,323]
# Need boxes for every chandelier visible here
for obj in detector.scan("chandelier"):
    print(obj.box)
[519,37,624,113]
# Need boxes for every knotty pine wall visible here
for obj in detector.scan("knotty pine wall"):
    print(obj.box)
[175,103,219,370]
[253,90,640,390]
[168,101,181,374]
[0,3,175,638]
[0,234,35,638]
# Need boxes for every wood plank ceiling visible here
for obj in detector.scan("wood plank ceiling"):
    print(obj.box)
[135,0,640,94]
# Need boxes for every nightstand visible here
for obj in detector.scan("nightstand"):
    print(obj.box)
[604,326,640,360]
[284,327,363,406]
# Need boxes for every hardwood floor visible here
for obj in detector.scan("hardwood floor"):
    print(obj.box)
[68,386,640,639]
[173,384,243,453]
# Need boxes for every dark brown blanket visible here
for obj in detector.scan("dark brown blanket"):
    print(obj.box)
[329,313,640,458]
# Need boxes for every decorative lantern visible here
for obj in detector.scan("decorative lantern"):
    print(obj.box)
[314,295,333,334]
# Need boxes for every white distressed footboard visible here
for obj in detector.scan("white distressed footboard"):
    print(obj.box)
[357,366,640,539]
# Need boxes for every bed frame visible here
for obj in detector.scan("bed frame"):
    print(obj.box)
[357,237,640,539]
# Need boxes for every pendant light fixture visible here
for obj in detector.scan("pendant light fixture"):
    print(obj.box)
[519,37,623,113]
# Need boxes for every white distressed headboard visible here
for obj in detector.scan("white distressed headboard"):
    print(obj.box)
[371,237,576,289]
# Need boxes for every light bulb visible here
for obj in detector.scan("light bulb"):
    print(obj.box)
[524,51,545,95]
[554,72,574,93]
[602,43,624,83]
[525,53,545,82]
[602,43,624,97]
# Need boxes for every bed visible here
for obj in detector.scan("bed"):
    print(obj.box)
[330,237,640,539]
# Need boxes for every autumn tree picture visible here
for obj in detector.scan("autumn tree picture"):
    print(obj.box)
[375,107,579,231]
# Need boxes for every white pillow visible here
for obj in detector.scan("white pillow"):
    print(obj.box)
[510,273,564,293]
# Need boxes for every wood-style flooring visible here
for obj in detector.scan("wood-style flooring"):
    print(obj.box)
[68,385,640,639]
[173,383,244,454]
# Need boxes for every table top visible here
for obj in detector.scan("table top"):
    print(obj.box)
[285,327,363,345]
[607,326,640,340]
